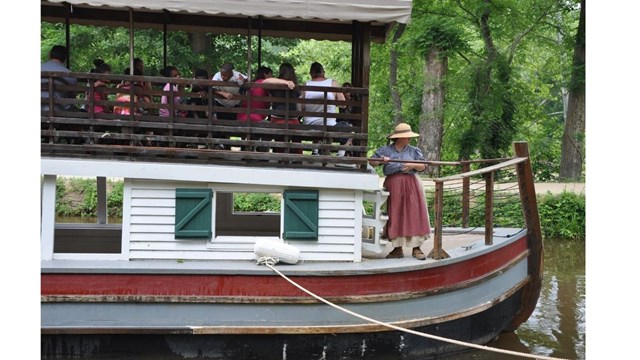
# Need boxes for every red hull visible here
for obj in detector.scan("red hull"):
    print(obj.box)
[42,237,527,298]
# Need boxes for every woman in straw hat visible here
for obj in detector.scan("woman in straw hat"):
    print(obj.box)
[369,123,431,260]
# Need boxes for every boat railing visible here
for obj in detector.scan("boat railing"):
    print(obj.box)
[41,71,369,171]
[417,142,541,260]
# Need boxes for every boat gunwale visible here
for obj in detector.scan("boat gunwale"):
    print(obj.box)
[41,227,527,276]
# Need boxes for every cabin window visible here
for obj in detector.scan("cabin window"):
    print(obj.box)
[214,192,280,237]
[283,190,319,240]
[175,188,213,239]
[51,176,123,255]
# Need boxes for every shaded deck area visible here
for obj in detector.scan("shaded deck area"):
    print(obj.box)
[42,71,370,171]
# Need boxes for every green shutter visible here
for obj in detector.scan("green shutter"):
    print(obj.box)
[283,190,319,240]
[175,188,212,239]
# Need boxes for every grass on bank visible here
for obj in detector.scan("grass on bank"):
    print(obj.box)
[53,178,585,241]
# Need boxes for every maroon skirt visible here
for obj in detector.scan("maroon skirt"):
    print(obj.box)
[383,173,431,239]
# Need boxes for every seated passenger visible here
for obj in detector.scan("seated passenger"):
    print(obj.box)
[237,66,274,123]
[269,63,302,154]
[185,69,210,119]
[301,62,346,155]
[88,59,112,114]
[113,68,145,115]
[41,45,78,112]
[159,65,186,118]
[212,62,248,120]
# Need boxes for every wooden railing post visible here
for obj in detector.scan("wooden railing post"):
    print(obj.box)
[461,162,470,228]
[507,141,544,330]
[428,180,450,259]
[484,171,494,245]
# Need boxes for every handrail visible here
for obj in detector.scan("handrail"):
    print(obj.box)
[427,155,531,259]
[432,157,528,182]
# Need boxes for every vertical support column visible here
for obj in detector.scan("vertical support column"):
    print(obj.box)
[484,171,494,245]
[351,21,370,164]
[129,8,135,75]
[246,17,253,80]
[428,180,450,259]
[461,162,470,228]
[41,175,57,260]
[97,176,107,224]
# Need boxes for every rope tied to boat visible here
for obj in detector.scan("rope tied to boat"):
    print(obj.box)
[256,256,279,266]
[258,260,569,360]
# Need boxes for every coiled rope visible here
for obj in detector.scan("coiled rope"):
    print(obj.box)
[257,256,568,360]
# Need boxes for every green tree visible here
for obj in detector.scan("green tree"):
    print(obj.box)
[404,0,467,170]
[559,0,585,180]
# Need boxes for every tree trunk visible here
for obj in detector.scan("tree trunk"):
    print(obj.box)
[418,47,448,176]
[559,0,585,180]
[390,24,405,125]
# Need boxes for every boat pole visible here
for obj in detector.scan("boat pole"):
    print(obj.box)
[366,158,460,166]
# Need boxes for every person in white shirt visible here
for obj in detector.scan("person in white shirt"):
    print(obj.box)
[301,62,346,155]
[211,62,248,120]
[301,62,345,126]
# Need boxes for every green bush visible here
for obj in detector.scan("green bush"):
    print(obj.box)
[425,190,584,240]
[233,193,281,212]
[54,177,124,218]
[537,191,585,240]
[107,180,124,217]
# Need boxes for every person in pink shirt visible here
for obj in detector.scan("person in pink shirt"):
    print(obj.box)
[237,66,274,123]
[159,66,185,117]
[89,59,112,114]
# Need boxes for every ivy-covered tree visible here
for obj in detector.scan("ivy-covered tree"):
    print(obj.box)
[404,0,467,170]
[559,0,585,180]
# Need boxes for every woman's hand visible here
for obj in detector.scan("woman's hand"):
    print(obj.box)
[402,162,426,172]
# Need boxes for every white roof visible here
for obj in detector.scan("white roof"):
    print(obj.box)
[47,0,413,24]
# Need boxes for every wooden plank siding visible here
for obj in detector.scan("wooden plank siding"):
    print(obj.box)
[126,180,362,262]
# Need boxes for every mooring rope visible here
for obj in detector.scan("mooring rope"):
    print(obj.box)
[257,256,568,360]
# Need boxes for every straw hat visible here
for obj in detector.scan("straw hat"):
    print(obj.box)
[388,123,419,139]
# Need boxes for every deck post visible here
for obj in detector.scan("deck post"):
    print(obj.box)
[97,177,108,224]
[461,162,470,228]
[484,171,494,245]
[41,175,57,260]
[428,180,450,259]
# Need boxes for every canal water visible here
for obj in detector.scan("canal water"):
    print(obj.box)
[447,239,585,360]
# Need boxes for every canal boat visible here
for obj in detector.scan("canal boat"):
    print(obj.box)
[40,1,543,359]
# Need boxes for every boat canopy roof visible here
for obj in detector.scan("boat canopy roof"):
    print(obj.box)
[42,0,413,41]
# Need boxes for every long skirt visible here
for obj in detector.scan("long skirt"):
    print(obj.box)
[383,173,431,247]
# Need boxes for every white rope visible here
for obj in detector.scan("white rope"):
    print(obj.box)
[259,260,569,360]
[256,256,279,266]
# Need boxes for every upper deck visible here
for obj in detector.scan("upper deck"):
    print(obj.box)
[40,0,415,171]
[41,71,370,172]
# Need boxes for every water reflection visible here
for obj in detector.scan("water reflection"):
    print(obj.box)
[449,239,586,360]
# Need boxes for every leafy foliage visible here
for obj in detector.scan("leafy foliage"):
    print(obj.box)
[233,193,281,212]
[537,191,585,240]
[424,188,584,240]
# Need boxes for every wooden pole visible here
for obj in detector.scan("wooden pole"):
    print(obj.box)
[484,171,494,245]
[366,158,460,166]
[427,181,450,259]
[461,162,470,228]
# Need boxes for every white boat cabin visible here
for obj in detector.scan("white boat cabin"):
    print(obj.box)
[41,158,390,263]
